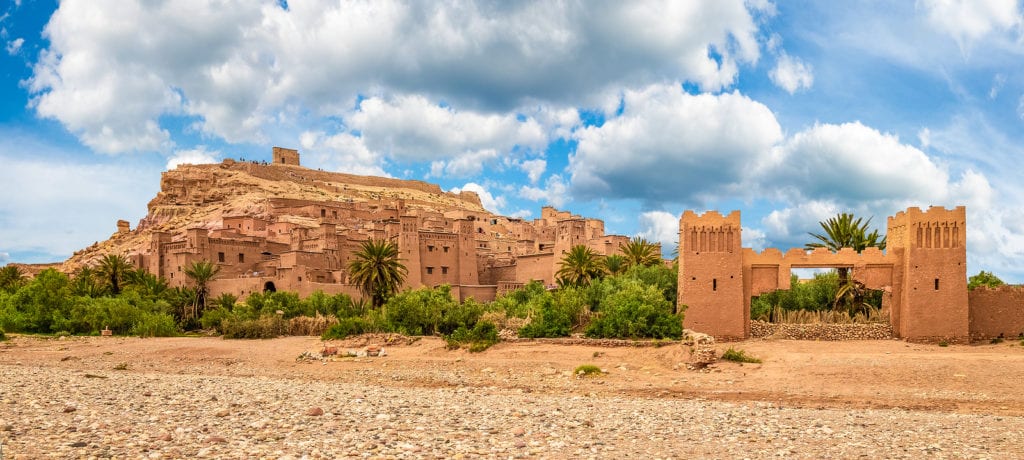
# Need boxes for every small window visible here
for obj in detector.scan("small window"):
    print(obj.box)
[428,245,435,252]
[426,267,434,274]
[713,279,718,291]
[238,253,244,263]
[934,278,940,290]
[332,210,338,219]
[441,266,449,275]
[218,252,225,263]
[443,246,449,253]
[320,209,326,217]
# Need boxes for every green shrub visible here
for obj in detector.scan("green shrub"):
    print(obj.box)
[518,296,573,338]
[132,313,178,337]
[383,286,455,335]
[222,315,288,339]
[721,347,762,364]
[0,329,6,341]
[493,281,548,318]
[439,298,490,335]
[322,316,373,340]
[445,321,499,352]
[584,279,682,339]
[938,340,949,347]
[968,270,1004,290]
[573,364,602,377]
[199,306,233,332]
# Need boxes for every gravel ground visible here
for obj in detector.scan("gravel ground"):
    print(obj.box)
[2,363,1022,459]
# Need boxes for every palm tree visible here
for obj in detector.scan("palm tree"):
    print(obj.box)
[806,213,886,284]
[96,254,133,296]
[348,239,407,307]
[620,237,662,268]
[603,254,627,276]
[0,265,26,293]
[556,245,605,287]
[70,266,105,297]
[184,260,220,322]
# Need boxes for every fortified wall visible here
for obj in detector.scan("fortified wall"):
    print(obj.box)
[678,206,1001,343]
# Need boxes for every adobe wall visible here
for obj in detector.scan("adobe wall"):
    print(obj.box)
[516,253,556,286]
[452,285,498,303]
[969,285,1024,340]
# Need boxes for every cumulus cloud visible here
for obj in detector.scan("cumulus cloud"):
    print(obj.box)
[569,84,783,204]
[519,175,569,208]
[769,52,814,93]
[449,182,505,213]
[166,147,219,170]
[637,211,679,248]
[298,131,389,177]
[920,0,1022,51]
[0,252,9,264]
[518,159,546,184]
[28,0,764,153]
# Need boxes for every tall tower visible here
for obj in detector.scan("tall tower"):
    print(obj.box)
[887,206,968,342]
[398,215,422,288]
[678,210,746,340]
[456,219,479,285]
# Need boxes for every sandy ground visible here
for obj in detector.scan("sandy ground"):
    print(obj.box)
[2,335,1023,458]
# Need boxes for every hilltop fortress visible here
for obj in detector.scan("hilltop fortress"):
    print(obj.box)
[70,147,631,304]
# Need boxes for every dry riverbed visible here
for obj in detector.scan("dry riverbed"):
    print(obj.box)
[1,335,1023,458]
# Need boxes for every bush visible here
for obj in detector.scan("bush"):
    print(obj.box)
[493,281,548,318]
[222,315,288,339]
[968,270,1004,290]
[0,329,6,341]
[445,321,499,352]
[132,313,178,337]
[721,347,761,364]
[573,364,603,377]
[519,296,573,338]
[289,314,339,336]
[383,286,455,335]
[322,316,374,340]
[585,279,682,339]
[439,298,490,335]
[199,306,233,332]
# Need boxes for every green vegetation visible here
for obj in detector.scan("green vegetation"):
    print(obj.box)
[721,347,761,364]
[573,364,603,377]
[968,270,1005,290]
[0,329,6,341]
[620,237,662,268]
[1,242,684,346]
[751,273,884,323]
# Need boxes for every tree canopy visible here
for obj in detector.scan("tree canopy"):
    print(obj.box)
[348,239,407,307]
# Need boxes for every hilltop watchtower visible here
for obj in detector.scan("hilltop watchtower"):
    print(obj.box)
[272,147,301,166]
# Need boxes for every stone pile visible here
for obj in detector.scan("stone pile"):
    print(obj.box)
[683,330,717,370]
[750,320,894,340]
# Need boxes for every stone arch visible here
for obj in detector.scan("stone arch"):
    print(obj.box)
[263,281,277,293]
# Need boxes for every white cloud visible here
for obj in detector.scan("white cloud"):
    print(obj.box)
[570,84,783,204]
[637,211,679,248]
[920,0,1022,51]
[28,0,764,152]
[298,131,389,177]
[449,182,506,213]
[0,252,10,264]
[518,159,546,184]
[769,52,814,94]
[519,175,569,208]
[166,147,219,170]
[5,37,23,55]
[762,122,950,203]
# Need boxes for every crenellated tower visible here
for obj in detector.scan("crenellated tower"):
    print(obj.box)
[887,206,968,342]
[678,210,746,339]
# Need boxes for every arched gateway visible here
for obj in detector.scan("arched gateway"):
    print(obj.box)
[677,206,969,343]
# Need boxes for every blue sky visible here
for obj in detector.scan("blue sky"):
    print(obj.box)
[2,0,1024,282]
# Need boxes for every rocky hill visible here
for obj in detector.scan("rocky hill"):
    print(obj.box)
[60,159,490,273]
